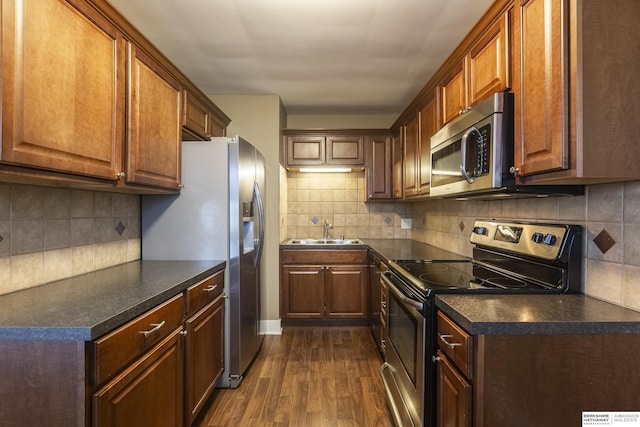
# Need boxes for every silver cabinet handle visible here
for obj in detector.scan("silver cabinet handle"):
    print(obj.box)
[139,320,165,337]
[438,332,462,350]
[203,284,218,292]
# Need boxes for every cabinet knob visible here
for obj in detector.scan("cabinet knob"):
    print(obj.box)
[509,166,520,176]
[432,355,441,363]
[116,172,126,179]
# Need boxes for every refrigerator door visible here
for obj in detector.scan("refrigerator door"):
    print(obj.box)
[225,136,264,387]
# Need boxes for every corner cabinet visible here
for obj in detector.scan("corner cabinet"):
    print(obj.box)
[280,249,368,322]
[512,0,640,182]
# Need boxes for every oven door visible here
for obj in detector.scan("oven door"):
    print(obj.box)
[380,270,426,427]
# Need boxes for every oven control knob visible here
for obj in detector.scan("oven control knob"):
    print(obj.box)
[531,232,544,243]
[543,233,557,245]
[472,226,488,236]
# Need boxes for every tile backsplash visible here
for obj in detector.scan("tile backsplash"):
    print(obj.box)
[0,183,141,295]
[284,171,411,240]
[409,181,640,312]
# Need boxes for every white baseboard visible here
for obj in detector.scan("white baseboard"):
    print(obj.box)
[260,319,282,335]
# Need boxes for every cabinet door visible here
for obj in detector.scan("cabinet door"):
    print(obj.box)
[436,351,472,427]
[324,265,367,319]
[185,295,224,426]
[326,135,364,165]
[418,92,440,195]
[513,0,569,175]
[286,136,325,166]
[392,127,404,199]
[126,43,182,190]
[183,90,210,140]
[440,60,467,126]
[1,0,125,179]
[467,15,509,107]
[365,135,392,200]
[93,328,184,427]
[281,266,325,319]
[403,116,419,197]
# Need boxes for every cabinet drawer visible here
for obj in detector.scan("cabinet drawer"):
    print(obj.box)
[436,311,473,378]
[93,294,184,386]
[186,270,224,316]
[281,249,368,265]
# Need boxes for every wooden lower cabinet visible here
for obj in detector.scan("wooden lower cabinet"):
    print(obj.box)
[436,349,472,427]
[436,311,640,427]
[280,249,368,321]
[0,271,225,427]
[184,295,225,426]
[93,328,185,427]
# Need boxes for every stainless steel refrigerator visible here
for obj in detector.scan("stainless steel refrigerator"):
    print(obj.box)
[141,136,265,388]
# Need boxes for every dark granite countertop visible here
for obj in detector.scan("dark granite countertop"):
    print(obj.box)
[436,294,640,335]
[0,260,225,342]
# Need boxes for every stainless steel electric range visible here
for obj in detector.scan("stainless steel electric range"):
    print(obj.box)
[380,220,583,427]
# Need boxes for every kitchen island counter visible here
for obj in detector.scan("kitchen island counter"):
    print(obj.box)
[0,260,225,341]
[436,293,640,335]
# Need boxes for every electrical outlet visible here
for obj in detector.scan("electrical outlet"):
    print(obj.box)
[400,218,412,229]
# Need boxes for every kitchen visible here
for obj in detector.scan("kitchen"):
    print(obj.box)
[1,0,640,426]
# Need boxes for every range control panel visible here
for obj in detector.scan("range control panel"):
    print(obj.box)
[470,220,572,260]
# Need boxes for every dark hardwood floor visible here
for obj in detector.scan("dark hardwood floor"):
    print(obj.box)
[196,326,394,427]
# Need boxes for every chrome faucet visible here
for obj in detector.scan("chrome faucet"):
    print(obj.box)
[323,218,333,240]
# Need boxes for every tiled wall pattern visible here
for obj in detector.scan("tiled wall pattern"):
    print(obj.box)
[409,181,640,312]
[0,183,141,295]
[284,171,411,240]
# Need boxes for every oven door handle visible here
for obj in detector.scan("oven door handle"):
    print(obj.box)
[381,271,424,311]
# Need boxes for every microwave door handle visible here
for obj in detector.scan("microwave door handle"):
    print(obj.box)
[460,127,476,184]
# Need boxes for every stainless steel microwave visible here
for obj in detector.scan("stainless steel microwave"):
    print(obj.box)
[430,92,513,198]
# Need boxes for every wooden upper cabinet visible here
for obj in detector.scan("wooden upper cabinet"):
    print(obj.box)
[403,115,419,197]
[440,61,468,126]
[182,90,227,140]
[467,14,509,107]
[512,0,568,176]
[440,12,509,127]
[284,131,365,167]
[183,90,210,140]
[1,0,125,179]
[286,135,326,166]
[418,92,440,195]
[326,135,364,165]
[365,134,392,200]
[392,127,404,199]
[126,43,182,190]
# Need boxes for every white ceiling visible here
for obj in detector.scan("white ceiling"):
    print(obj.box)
[107,0,494,116]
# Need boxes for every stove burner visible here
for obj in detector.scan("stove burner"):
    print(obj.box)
[402,262,451,274]
[418,271,469,287]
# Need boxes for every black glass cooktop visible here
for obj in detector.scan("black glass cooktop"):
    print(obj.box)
[390,259,560,295]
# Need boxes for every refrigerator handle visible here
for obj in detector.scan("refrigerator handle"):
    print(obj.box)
[253,181,265,267]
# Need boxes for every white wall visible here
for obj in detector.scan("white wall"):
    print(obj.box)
[209,94,284,334]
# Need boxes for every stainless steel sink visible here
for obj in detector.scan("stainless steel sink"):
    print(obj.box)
[283,238,363,245]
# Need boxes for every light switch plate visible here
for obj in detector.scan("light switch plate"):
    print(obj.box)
[401,218,412,229]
